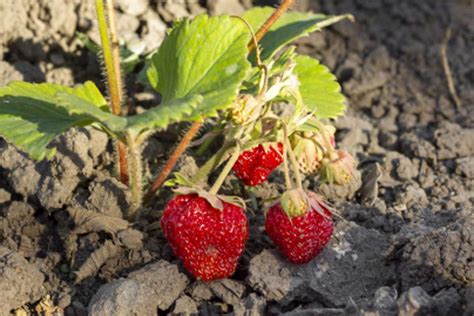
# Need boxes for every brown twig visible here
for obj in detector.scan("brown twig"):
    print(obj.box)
[248,0,295,51]
[440,27,462,108]
[144,121,203,203]
[144,0,295,201]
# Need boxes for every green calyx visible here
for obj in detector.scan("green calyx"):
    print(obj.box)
[280,188,310,217]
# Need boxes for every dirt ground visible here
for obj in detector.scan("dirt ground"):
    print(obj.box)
[0,0,473,315]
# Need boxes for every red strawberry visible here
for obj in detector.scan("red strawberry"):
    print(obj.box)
[232,143,283,186]
[265,191,333,264]
[161,194,248,281]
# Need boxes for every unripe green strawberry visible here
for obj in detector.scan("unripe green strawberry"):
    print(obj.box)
[291,125,336,175]
[320,150,356,185]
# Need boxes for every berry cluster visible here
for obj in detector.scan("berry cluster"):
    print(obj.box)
[161,126,355,280]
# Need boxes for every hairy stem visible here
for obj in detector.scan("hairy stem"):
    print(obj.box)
[96,0,128,185]
[209,145,241,195]
[144,121,203,203]
[248,0,295,51]
[282,141,293,190]
[126,133,143,220]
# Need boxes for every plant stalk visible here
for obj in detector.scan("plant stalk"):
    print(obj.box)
[191,144,233,184]
[286,138,304,190]
[96,0,129,185]
[144,120,203,202]
[248,0,295,51]
[126,133,143,220]
[209,145,241,195]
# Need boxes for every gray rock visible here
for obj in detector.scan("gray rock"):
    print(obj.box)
[248,222,394,307]
[399,132,437,162]
[208,0,244,15]
[456,157,474,178]
[142,11,167,53]
[367,287,398,316]
[117,0,149,17]
[85,177,130,218]
[434,122,474,160]
[0,61,24,86]
[247,250,304,305]
[208,279,246,305]
[0,128,108,209]
[394,184,428,208]
[306,222,395,306]
[173,295,199,315]
[397,287,434,316]
[189,279,246,306]
[358,162,382,206]
[234,294,266,316]
[89,261,189,315]
[0,189,11,204]
[0,247,45,314]
[432,287,463,315]
[116,13,140,43]
[396,220,474,293]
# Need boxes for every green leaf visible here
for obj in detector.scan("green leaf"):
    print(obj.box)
[148,14,251,117]
[126,94,203,133]
[0,81,113,160]
[243,7,353,62]
[294,55,346,119]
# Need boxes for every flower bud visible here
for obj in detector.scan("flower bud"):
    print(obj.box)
[228,94,260,125]
[320,150,356,185]
[292,137,324,174]
[280,189,310,217]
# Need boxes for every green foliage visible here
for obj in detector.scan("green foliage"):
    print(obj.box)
[243,7,352,62]
[147,15,251,117]
[0,81,111,160]
[126,95,202,133]
[294,55,346,119]
[0,81,201,160]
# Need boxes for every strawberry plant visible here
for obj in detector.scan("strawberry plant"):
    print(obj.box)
[0,0,356,280]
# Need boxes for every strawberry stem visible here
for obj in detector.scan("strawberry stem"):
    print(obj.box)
[248,0,295,51]
[144,120,203,203]
[209,144,241,196]
[95,0,129,185]
[192,144,233,185]
[282,138,293,190]
[283,124,303,190]
[286,139,304,190]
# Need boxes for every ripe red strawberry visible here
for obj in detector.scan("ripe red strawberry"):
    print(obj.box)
[232,143,283,186]
[265,191,333,264]
[161,194,248,281]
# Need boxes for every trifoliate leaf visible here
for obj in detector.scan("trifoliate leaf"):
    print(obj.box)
[126,94,203,133]
[243,7,353,62]
[148,14,251,117]
[0,81,112,160]
[294,55,346,119]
